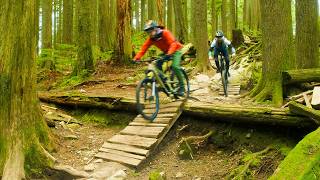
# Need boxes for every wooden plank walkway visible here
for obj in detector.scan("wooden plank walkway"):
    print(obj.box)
[94,99,186,168]
[219,83,241,96]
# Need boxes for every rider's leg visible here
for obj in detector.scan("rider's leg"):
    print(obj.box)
[172,51,185,96]
[214,48,220,73]
[222,48,230,76]
[156,60,167,81]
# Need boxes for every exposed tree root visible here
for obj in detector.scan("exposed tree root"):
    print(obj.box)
[2,141,25,180]
[228,147,272,180]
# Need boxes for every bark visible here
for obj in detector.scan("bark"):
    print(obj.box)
[147,0,156,20]
[243,0,247,30]
[135,0,140,29]
[109,0,116,48]
[229,0,236,38]
[221,0,227,35]
[42,0,53,48]
[191,0,209,73]
[167,0,174,31]
[173,0,188,43]
[98,0,109,51]
[232,29,244,47]
[270,127,320,179]
[211,0,216,39]
[141,0,146,30]
[56,0,63,43]
[91,0,98,45]
[163,0,167,26]
[295,0,319,68]
[63,0,73,44]
[0,0,52,178]
[75,0,94,74]
[283,69,320,85]
[249,0,294,106]
[115,0,132,64]
[288,101,320,125]
[156,0,164,25]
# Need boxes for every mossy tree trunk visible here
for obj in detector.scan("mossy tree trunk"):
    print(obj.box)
[135,0,140,29]
[0,1,53,178]
[229,0,235,38]
[163,0,167,26]
[42,0,53,48]
[147,0,156,20]
[191,0,209,73]
[91,0,98,45]
[211,0,216,39]
[56,0,63,43]
[115,0,132,64]
[62,0,73,44]
[109,0,116,48]
[221,0,227,35]
[98,0,109,52]
[167,0,175,32]
[75,0,94,74]
[173,0,188,43]
[243,0,247,30]
[295,0,319,69]
[249,0,294,106]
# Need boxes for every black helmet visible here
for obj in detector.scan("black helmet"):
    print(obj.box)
[144,20,158,32]
[215,31,224,38]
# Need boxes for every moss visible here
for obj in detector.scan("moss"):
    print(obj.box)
[149,170,165,180]
[0,136,7,173]
[270,128,320,180]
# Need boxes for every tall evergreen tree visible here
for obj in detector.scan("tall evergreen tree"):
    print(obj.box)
[0,1,52,178]
[141,0,146,29]
[135,0,140,29]
[221,0,228,35]
[63,0,73,44]
[250,0,294,106]
[167,0,174,32]
[156,0,164,25]
[115,0,132,64]
[98,0,109,51]
[43,0,53,48]
[296,0,319,68]
[191,0,209,73]
[76,0,94,74]
[211,0,217,39]
[148,0,156,20]
[173,0,188,43]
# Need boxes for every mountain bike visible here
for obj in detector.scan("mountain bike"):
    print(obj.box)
[210,53,229,97]
[136,57,190,121]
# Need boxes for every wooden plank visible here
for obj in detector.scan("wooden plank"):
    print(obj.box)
[137,113,175,118]
[99,148,146,160]
[129,122,168,127]
[95,152,143,167]
[133,117,172,124]
[145,100,183,109]
[311,87,320,109]
[303,93,312,108]
[102,142,149,156]
[120,126,166,138]
[143,107,179,114]
[108,135,157,149]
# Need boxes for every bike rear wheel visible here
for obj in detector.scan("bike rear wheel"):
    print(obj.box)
[136,79,159,121]
[170,68,190,99]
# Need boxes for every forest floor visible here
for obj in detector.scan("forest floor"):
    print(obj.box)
[38,60,309,179]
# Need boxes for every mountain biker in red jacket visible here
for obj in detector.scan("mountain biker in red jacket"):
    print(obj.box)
[133,20,185,96]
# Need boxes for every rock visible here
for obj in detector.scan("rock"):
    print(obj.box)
[93,159,103,163]
[84,163,95,172]
[67,123,81,130]
[245,133,251,139]
[216,151,223,155]
[195,74,210,83]
[64,135,78,140]
[107,169,127,180]
[175,172,184,178]
[90,162,127,179]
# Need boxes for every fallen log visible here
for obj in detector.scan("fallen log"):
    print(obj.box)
[311,86,320,109]
[288,101,320,125]
[270,127,320,179]
[38,93,316,127]
[184,102,315,127]
[283,68,320,85]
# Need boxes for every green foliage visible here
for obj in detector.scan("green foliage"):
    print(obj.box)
[149,170,165,180]
[58,70,90,89]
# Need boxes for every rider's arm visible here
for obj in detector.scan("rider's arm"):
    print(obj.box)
[208,39,217,58]
[224,38,236,55]
[134,38,153,60]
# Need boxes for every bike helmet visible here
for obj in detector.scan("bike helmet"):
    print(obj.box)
[215,31,224,38]
[144,20,158,32]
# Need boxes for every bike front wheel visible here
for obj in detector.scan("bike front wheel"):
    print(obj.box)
[136,79,159,121]
[221,68,228,97]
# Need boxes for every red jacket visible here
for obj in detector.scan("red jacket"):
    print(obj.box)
[134,29,183,60]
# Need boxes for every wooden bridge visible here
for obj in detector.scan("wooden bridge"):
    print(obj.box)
[94,100,186,168]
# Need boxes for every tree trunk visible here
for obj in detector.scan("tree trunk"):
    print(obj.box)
[147,0,156,20]
[173,0,188,43]
[91,0,98,45]
[98,0,109,51]
[191,0,209,73]
[163,0,167,26]
[229,0,235,38]
[109,0,116,48]
[167,0,174,32]
[75,0,94,74]
[0,1,53,178]
[270,127,320,179]
[283,69,320,85]
[115,0,132,64]
[141,0,146,30]
[295,0,319,69]
[135,0,140,29]
[211,0,216,39]
[288,101,320,125]
[56,0,63,43]
[156,0,164,25]
[221,0,227,35]
[63,0,73,44]
[243,0,247,30]
[249,0,294,106]
[43,0,53,48]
